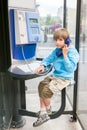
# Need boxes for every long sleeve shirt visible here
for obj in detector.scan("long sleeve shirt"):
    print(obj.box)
[40,45,79,80]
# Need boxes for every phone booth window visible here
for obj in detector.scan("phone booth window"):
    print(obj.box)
[36,0,64,59]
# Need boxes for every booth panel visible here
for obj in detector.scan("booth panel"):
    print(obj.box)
[76,0,87,130]
[66,0,77,106]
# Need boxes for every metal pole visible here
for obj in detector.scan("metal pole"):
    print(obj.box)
[0,0,11,129]
[0,0,11,72]
[11,79,26,128]
[0,74,3,130]
[63,0,67,28]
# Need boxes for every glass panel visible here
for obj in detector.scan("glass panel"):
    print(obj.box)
[66,0,77,44]
[35,0,64,111]
[36,0,64,59]
[77,0,87,129]
[66,0,87,129]
[66,0,77,105]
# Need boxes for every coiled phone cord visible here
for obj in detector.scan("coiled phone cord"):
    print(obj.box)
[21,46,52,76]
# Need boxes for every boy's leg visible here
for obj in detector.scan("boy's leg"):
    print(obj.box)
[36,97,52,117]
[40,98,51,114]
[40,98,47,115]
[43,98,51,108]
[38,76,53,113]
[33,77,53,127]
[33,98,50,127]
[43,98,52,114]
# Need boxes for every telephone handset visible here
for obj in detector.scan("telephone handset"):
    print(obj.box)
[56,38,71,57]
[65,38,71,46]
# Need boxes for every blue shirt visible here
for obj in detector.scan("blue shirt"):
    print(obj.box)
[41,45,79,80]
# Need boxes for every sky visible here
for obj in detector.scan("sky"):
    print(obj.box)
[36,0,77,17]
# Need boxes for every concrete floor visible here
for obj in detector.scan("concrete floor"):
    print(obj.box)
[10,115,82,130]
[10,88,82,130]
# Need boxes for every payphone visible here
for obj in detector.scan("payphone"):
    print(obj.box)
[10,9,41,60]
[14,10,41,45]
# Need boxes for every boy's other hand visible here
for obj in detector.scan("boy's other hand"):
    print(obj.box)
[35,65,45,73]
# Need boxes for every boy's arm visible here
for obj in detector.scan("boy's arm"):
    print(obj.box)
[40,49,56,67]
[63,49,79,72]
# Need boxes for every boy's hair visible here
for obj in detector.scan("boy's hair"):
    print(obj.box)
[53,28,70,41]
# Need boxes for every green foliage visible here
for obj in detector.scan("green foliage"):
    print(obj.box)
[40,14,58,26]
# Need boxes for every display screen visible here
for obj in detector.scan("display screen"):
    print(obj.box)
[30,18,38,24]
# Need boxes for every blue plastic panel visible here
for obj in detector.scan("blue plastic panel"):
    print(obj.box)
[26,12,41,43]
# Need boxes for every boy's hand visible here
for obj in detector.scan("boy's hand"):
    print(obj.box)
[35,65,45,73]
[62,44,69,58]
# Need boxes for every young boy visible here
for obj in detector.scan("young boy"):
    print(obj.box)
[33,28,79,127]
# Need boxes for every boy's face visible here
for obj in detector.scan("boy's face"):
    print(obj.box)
[54,37,65,48]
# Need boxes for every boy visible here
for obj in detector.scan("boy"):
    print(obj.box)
[33,28,79,127]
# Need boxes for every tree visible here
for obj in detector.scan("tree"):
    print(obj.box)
[45,14,57,25]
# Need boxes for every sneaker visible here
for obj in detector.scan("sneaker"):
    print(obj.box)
[33,113,50,127]
[36,106,52,117]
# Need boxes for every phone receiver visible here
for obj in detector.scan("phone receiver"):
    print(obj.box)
[56,38,71,57]
[65,38,71,46]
